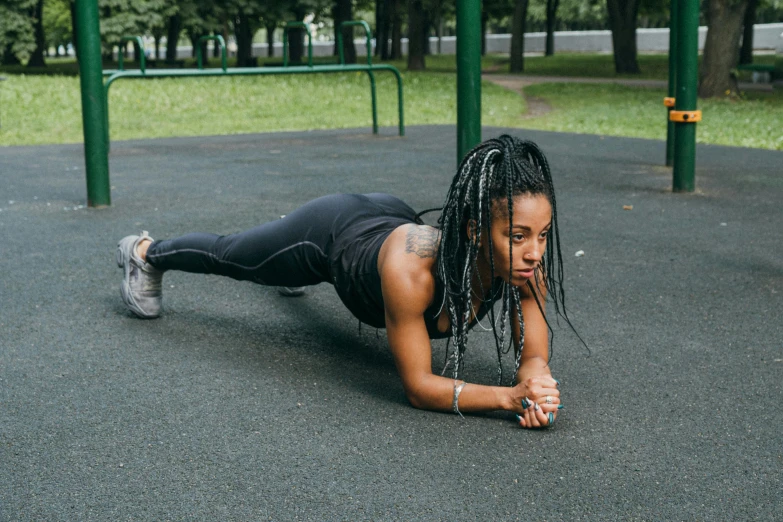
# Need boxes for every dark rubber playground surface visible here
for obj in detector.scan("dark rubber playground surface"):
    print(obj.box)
[1,126,781,520]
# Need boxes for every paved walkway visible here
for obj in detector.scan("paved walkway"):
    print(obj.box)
[1,127,781,520]
[483,73,776,119]
[484,73,775,92]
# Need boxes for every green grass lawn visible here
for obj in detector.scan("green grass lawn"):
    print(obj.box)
[519,83,783,150]
[487,53,673,80]
[0,71,525,146]
[1,53,781,149]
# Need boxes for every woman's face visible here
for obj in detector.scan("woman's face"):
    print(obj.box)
[477,193,552,286]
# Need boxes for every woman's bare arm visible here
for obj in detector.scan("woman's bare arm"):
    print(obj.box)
[379,225,547,418]
[512,279,561,426]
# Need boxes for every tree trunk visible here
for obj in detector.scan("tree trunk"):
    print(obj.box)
[190,30,208,62]
[436,17,443,55]
[699,0,749,97]
[422,12,431,55]
[509,0,529,73]
[333,0,356,63]
[235,11,256,67]
[481,9,487,56]
[200,36,208,62]
[375,0,384,57]
[101,6,112,62]
[391,0,402,60]
[70,0,78,58]
[545,0,559,56]
[606,0,641,73]
[739,0,757,65]
[288,7,306,63]
[187,31,205,59]
[27,0,47,67]
[1,44,22,66]
[266,22,276,58]
[379,0,392,59]
[166,14,182,63]
[407,0,426,70]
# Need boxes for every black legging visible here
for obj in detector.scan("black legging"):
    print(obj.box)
[145,193,417,308]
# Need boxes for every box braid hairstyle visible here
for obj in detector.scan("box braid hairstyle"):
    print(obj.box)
[435,135,575,385]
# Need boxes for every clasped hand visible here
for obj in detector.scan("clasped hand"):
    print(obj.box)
[512,375,561,429]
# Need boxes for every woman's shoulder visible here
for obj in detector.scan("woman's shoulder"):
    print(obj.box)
[378,224,440,308]
[382,224,440,266]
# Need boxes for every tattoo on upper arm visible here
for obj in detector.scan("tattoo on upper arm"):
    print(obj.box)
[405,227,439,259]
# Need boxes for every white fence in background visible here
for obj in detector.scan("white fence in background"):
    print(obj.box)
[155,23,783,59]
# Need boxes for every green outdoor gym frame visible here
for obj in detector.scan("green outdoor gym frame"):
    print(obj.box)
[75,0,404,207]
[76,0,699,207]
[102,21,404,152]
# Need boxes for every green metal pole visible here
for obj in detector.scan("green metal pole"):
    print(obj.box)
[672,0,699,192]
[665,0,678,167]
[456,0,481,163]
[366,71,379,134]
[76,0,110,207]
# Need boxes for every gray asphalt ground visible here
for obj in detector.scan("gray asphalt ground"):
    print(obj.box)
[1,126,781,521]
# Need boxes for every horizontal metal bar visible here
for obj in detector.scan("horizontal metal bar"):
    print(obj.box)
[103,64,401,85]
[102,63,405,137]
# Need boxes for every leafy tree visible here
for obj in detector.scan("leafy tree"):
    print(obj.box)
[484,0,513,55]
[221,0,262,66]
[637,0,669,27]
[754,0,783,21]
[258,2,286,57]
[43,0,73,57]
[28,0,47,66]
[147,1,178,59]
[0,0,37,65]
[526,0,607,32]
[181,0,222,59]
[430,0,454,54]
[99,0,166,60]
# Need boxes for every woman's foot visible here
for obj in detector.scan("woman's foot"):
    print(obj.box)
[116,231,163,318]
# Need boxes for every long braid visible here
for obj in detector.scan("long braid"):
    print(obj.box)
[436,134,582,383]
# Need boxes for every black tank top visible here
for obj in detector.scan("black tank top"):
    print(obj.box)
[328,194,494,339]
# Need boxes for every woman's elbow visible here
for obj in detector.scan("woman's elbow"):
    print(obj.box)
[406,390,427,410]
[403,382,436,410]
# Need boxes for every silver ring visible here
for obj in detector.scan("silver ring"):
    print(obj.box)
[545,395,553,404]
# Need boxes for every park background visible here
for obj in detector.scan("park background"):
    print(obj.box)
[0,0,782,150]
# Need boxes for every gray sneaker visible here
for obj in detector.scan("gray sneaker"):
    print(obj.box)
[116,231,163,318]
[277,286,306,297]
